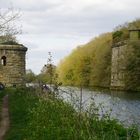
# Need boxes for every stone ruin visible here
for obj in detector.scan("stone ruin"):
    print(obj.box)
[0,44,27,87]
[111,28,140,90]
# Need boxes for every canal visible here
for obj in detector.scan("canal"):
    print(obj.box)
[58,86,140,128]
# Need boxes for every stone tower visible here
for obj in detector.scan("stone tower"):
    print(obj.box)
[0,44,27,87]
[111,29,140,90]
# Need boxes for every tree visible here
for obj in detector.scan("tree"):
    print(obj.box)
[57,33,112,88]
[122,42,140,91]
[25,69,36,83]
[38,52,56,84]
[39,64,56,84]
[0,7,21,43]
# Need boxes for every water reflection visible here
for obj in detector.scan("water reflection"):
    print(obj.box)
[59,87,140,128]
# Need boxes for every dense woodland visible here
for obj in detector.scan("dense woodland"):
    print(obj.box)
[57,19,140,90]
[57,33,112,88]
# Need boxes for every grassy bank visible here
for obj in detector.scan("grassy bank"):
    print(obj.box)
[5,88,140,140]
[0,89,6,121]
[5,88,38,140]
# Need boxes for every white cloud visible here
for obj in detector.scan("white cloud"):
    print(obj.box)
[1,0,140,73]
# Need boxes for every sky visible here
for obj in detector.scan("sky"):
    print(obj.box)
[0,0,140,74]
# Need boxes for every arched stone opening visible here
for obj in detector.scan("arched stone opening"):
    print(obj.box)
[1,56,6,66]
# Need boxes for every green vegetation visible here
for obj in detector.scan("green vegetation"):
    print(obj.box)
[38,64,56,84]
[57,33,112,88]
[25,69,37,83]
[5,88,140,140]
[36,52,57,85]
[113,19,140,43]
[122,42,140,91]
[57,19,140,90]
[0,90,5,120]
[6,88,38,140]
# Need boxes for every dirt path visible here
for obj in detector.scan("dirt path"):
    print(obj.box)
[0,95,9,140]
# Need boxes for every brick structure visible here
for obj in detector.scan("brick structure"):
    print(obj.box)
[0,44,27,87]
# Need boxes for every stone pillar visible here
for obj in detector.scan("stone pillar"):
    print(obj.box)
[111,44,126,90]
[111,28,140,90]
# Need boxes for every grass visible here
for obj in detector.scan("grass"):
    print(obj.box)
[0,89,6,121]
[5,88,38,140]
[5,88,140,140]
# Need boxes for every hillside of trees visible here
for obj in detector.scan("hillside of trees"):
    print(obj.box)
[57,19,140,90]
[57,33,112,88]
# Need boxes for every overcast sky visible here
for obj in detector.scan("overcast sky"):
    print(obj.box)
[0,0,140,74]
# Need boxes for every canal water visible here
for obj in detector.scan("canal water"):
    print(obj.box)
[58,86,140,128]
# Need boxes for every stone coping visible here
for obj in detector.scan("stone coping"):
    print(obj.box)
[112,40,128,48]
[0,44,27,51]
[112,40,140,48]
[129,28,140,31]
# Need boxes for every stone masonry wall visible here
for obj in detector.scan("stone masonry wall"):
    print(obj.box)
[111,29,140,90]
[111,44,127,90]
[0,45,27,87]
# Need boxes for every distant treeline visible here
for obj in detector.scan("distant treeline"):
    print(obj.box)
[57,19,140,90]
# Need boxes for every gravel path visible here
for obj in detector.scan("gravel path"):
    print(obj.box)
[0,95,9,140]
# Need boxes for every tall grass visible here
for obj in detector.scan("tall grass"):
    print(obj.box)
[5,88,140,140]
[0,89,5,121]
[5,88,38,140]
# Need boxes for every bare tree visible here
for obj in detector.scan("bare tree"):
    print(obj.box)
[0,7,21,43]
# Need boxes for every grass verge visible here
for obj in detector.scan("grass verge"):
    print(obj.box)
[5,88,140,140]
[0,89,6,121]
